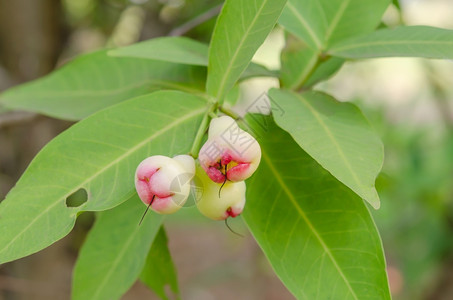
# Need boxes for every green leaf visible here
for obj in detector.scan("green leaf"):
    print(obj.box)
[0,90,207,264]
[108,36,209,66]
[108,36,276,81]
[239,62,279,81]
[278,1,325,50]
[206,0,287,101]
[224,85,241,107]
[280,34,344,89]
[269,89,383,209]
[72,197,164,300]
[280,35,319,89]
[243,117,390,299]
[303,57,344,88]
[279,0,391,50]
[140,226,179,300]
[392,0,401,10]
[0,50,206,120]
[329,26,453,60]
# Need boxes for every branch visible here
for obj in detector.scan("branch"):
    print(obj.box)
[169,4,222,36]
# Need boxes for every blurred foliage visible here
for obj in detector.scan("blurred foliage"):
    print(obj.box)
[359,99,453,299]
[64,0,146,31]
[62,0,221,41]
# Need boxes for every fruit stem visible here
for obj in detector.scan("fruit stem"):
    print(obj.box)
[189,102,218,158]
[219,105,240,120]
[219,106,258,138]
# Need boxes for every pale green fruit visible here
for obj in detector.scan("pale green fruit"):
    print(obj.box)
[195,164,246,220]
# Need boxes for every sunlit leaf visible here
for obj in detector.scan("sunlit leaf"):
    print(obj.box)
[279,0,391,50]
[329,26,453,60]
[269,89,383,208]
[0,51,206,120]
[280,35,319,89]
[140,227,179,300]
[243,117,390,299]
[206,0,287,101]
[108,36,209,66]
[0,90,207,264]
[72,197,164,300]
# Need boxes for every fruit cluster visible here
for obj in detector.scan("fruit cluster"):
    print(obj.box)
[134,116,261,221]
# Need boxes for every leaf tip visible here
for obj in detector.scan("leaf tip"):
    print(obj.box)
[370,201,380,210]
[366,188,381,210]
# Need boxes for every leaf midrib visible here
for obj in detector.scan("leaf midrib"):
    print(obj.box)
[0,106,205,256]
[286,2,322,49]
[291,51,318,89]
[295,93,364,196]
[323,0,351,45]
[91,227,139,299]
[90,218,161,300]
[213,0,268,100]
[332,39,453,53]
[2,79,203,99]
[261,151,359,300]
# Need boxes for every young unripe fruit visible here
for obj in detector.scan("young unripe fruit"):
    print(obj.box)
[135,155,195,214]
[195,165,246,220]
[198,116,261,183]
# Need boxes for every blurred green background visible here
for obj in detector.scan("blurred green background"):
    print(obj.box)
[1,0,453,299]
